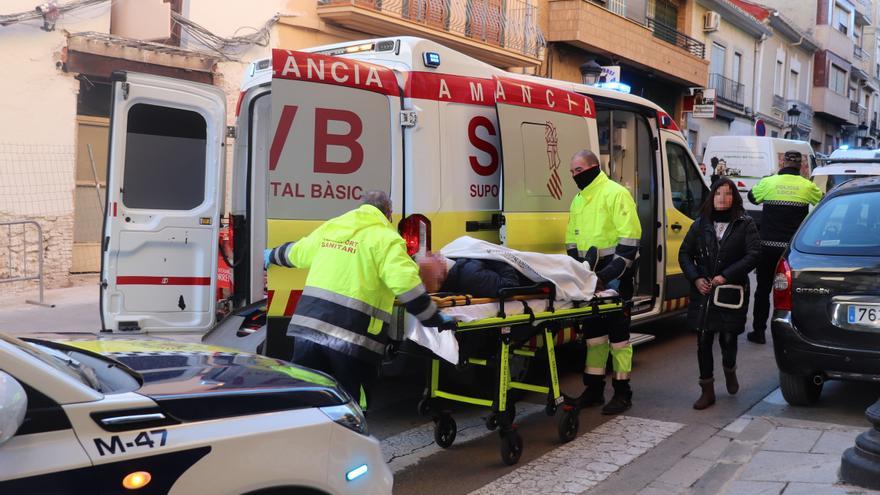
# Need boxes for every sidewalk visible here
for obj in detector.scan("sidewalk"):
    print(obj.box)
[641,411,879,495]
[0,275,101,335]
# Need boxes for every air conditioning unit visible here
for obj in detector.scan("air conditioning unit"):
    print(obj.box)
[703,11,721,32]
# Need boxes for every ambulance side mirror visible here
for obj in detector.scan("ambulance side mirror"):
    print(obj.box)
[0,371,27,446]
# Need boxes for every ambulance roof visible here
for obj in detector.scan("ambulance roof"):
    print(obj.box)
[241,36,670,116]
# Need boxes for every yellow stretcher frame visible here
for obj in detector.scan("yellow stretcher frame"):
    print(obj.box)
[416,282,625,466]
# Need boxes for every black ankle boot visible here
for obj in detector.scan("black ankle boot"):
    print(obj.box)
[746,331,766,344]
[602,379,632,415]
[564,374,605,408]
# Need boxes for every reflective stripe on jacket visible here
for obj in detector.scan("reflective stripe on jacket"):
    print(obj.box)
[565,171,642,284]
[270,204,441,363]
[748,167,823,244]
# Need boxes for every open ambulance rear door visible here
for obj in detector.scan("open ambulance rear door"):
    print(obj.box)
[264,49,403,357]
[101,73,226,333]
[494,76,599,253]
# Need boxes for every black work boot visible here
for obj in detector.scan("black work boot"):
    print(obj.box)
[564,374,605,409]
[602,379,632,415]
[746,330,766,344]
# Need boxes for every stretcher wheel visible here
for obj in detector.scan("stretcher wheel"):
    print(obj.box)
[500,431,523,466]
[417,398,431,416]
[434,415,457,448]
[557,409,579,443]
[485,413,499,431]
[545,402,557,416]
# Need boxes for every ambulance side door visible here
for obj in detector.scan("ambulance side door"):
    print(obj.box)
[661,129,707,304]
[494,76,599,253]
[101,73,226,334]
[265,50,403,350]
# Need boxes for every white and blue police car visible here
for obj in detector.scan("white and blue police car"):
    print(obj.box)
[0,332,392,494]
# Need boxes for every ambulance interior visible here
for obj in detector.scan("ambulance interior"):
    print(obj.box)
[596,108,657,307]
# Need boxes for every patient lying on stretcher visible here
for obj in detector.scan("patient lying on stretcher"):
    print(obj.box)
[417,252,531,297]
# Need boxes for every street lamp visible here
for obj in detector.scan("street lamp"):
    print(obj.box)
[786,104,802,140]
[579,60,603,86]
[858,122,869,148]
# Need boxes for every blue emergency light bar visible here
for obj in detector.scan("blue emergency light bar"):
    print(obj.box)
[423,52,441,68]
[346,464,368,481]
[594,82,632,94]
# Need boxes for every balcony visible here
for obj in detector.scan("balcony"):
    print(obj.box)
[315,0,545,67]
[646,17,705,59]
[855,45,867,60]
[851,100,860,114]
[708,73,744,111]
[814,25,854,62]
[772,94,785,111]
[813,86,856,123]
[547,0,708,86]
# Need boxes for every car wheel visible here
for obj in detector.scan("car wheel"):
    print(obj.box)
[779,371,823,406]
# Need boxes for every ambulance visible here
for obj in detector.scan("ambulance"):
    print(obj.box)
[99,37,708,358]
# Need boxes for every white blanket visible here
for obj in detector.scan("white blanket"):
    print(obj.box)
[440,236,598,301]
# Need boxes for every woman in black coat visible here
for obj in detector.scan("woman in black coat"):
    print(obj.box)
[678,178,761,410]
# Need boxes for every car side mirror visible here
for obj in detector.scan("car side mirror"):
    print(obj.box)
[0,371,27,445]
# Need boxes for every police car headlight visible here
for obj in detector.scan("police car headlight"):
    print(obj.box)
[320,402,368,436]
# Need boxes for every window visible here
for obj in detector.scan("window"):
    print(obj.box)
[774,60,785,97]
[732,52,742,85]
[834,2,851,35]
[122,104,207,210]
[666,142,705,220]
[788,69,799,100]
[709,43,726,76]
[795,191,880,256]
[829,65,847,95]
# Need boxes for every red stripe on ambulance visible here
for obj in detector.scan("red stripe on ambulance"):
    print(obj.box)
[494,76,596,118]
[271,49,399,96]
[117,276,211,286]
[284,290,303,317]
[405,72,495,106]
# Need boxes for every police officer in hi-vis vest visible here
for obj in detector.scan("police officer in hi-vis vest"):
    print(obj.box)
[564,150,642,415]
[746,150,822,344]
[265,190,454,409]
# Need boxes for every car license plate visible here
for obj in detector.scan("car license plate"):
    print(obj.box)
[848,305,880,326]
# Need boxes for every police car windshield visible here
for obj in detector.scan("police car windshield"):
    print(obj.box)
[0,333,97,389]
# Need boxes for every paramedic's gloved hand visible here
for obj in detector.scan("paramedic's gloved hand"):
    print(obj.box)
[584,246,598,272]
[263,249,272,269]
[437,313,457,331]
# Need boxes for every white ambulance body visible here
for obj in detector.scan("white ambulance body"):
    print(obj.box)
[100,37,708,358]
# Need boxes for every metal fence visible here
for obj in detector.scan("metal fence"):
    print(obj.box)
[0,220,52,307]
[709,73,745,110]
[317,0,546,59]
[646,17,705,59]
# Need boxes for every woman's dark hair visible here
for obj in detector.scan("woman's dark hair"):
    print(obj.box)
[699,178,744,220]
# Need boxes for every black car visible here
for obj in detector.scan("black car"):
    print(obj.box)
[772,176,880,405]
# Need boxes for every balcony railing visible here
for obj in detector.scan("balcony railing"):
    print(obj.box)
[316,0,545,60]
[772,94,785,110]
[854,45,867,60]
[851,100,861,114]
[646,17,705,59]
[708,73,745,110]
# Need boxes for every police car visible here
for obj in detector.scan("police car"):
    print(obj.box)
[0,332,392,494]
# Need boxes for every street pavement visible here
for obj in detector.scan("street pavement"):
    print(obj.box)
[2,278,879,494]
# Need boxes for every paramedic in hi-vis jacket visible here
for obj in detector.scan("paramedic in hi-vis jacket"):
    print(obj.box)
[265,190,454,409]
[746,151,822,344]
[564,150,642,415]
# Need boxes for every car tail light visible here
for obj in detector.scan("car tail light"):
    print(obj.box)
[773,258,792,311]
[398,214,431,256]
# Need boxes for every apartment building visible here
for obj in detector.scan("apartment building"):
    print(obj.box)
[758,0,876,153]
[686,0,771,159]
[544,0,709,119]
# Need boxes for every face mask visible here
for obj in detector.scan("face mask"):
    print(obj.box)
[573,167,600,190]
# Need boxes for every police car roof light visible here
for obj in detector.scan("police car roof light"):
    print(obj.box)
[346,464,369,481]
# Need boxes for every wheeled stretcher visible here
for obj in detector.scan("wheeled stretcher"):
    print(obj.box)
[409,282,625,465]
